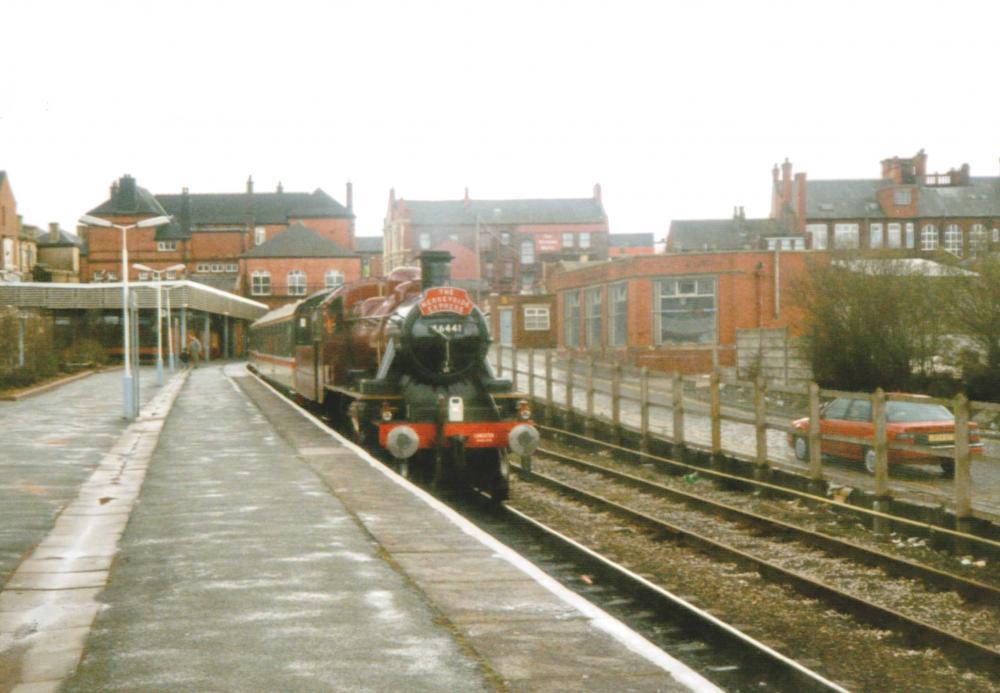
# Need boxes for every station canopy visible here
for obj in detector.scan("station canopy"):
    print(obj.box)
[0,281,268,321]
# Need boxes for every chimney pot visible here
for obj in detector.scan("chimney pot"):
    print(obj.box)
[246,176,254,194]
[346,181,353,211]
[593,183,602,202]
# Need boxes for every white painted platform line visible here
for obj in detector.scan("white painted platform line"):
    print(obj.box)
[243,366,723,693]
[0,370,190,691]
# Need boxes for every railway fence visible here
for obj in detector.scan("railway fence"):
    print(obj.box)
[491,345,1000,549]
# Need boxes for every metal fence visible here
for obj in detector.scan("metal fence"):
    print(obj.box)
[492,344,999,533]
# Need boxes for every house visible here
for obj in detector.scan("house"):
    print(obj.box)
[771,150,1000,256]
[383,185,609,296]
[667,209,804,253]
[33,223,84,282]
[608,232,657,257]
[354,235,384,278]
[0,171,28,281]
[547,251,817,374]
[79,174,355,297]
[241,223,361,309]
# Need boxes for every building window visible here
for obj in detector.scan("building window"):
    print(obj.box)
[944,224,962,256]
[165,269,178,280]
[137,271,150,281]
[893,189,912,205]
[521,239,535,265]
[503,262,514,279]
[251,270,271,296]
[106,271,118,281]
[521,272,535,291]
[806,224,827,250]
[906,223,915,248]
[655,277,716,345]
[887,223,902,249]
[523,306,550,331]
[562,232,574,249]
[226,263,238,272]
[211,263,223,272]
[921,224,938,251]
[156,241,176,252]
[419,232,431,250]
[288,270,307,296]
[563,291,580,347]
[584,287,602,348]
[254,226,266,246]
[970,224,988,254]
[500,231,511,245]
[324,270,344,289]
[608,282,627,347]
[579,232,591,249]
[833,223,859,249]
[196,263,210,272]
[869,223,883,248]
[994,228,1000,243]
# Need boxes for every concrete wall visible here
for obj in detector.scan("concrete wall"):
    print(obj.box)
[735,327,812,386]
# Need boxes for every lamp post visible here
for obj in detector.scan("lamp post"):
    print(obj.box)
[163,281,182,373]
[133,263,185,386]
[78,214,172,420]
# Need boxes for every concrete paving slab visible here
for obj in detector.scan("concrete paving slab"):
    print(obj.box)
[0,589,103,613]
[20,646,81,682]
[4,572,108,591]
[15,557,112,574]
[0,603,100,635]
[392,550,540,583]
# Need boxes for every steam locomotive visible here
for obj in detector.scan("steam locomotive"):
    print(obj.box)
[248,251,539,500]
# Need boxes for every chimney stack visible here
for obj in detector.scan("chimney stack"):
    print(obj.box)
[246,176,254,194]
[48,222,59,242]
[593,183,602,202]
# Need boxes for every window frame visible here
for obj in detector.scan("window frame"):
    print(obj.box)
[324,269,344,289]
[584,286,602,348]
[287,269,307,296]
[251,270,271,296]
[654,276,717,346]
[523,305,550,331]
[563,291,580,348]
[608,281,628,347]
[520,239,535,265]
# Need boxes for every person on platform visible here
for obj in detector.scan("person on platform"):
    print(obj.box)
[187,335,203,368]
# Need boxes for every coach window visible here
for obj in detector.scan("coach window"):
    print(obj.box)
[563,291,580,348]
[655,277,716,345]
[251,270,271,296]
[325,270,344,289]
[288,270,307,296]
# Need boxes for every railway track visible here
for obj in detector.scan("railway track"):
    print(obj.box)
[512,447,1000,676]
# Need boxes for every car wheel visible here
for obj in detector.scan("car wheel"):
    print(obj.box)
[864,448,877,475]
[940,460,955,479]
[793,436,809,462]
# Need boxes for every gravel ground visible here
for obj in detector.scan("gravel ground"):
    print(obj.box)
[509,474,1000,692]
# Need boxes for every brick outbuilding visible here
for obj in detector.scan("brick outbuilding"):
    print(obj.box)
[547,251,820,373]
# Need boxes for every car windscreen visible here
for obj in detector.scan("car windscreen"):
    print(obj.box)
[886,401,954,423]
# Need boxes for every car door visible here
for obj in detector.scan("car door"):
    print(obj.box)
[841,398,873,461]
[819,397,852,458]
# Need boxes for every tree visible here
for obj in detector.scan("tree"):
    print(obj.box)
[796,258,945,391]
[940,254,1000,399]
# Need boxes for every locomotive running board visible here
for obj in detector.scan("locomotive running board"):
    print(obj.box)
[324,384,403,401]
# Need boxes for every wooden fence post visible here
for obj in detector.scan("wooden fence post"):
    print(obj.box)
[612,363,622,445]
[584,357,595,436]
[672,371,685,459]
[565,354,575,430]
[544,350,553,426]
[807,382,824,496]
[710,370,721,469]
[528,348,536,401]
[640,366,650,454]
[954,394,973,547]
[872,388,890,536]
[753,376,769,485]
[511,347,519,391]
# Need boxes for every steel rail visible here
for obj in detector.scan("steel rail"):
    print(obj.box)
[499,502,849,693]
[513,463,1000,670]
[538,424,1000,552]
[538,446,1000,603]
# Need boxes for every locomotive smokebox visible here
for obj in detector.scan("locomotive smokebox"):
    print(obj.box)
[419,250,453,290]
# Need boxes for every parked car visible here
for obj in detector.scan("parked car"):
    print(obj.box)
[788,395,982,478]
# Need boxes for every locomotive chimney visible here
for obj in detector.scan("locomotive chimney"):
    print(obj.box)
[419,250,453,290]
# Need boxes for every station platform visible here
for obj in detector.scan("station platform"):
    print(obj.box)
[0,364,716,692]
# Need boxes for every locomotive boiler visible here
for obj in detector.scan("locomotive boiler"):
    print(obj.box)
[249,250,539,500]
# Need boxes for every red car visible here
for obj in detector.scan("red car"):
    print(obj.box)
[789,396,982,478]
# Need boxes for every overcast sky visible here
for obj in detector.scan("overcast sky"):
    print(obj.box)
[3,0,999,242]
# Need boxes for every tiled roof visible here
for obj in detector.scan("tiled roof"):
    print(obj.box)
[36,229,83,248]
[806,177,1000,219]
[242,223,357,259]
[668,218,787,251]
[156,189,351,226]
[355,235,383,253]
[402,197,607,225]
[609,232,654,247]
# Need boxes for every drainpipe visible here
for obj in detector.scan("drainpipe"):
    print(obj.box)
[773,246,781,320]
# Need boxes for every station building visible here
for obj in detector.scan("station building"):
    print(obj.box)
[547,251,818,374]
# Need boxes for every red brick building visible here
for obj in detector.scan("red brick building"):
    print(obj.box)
[79,174,355,296]
[383,186,609,296]
[0,170,26,280]
[241,223,361,309]
[548,251,818,373]
[771,150,1000,256]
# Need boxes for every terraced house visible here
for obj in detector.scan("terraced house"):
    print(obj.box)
[772,150,1000,256]
[79,174,357,300]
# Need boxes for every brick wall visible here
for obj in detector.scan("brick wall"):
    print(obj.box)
[243,256,362,308]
